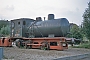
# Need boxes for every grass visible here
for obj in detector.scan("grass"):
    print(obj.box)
[72,42,90,49]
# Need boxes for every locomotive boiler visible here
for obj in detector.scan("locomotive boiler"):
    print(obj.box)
[28,14,70,37]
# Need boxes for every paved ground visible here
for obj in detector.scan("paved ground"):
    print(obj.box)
[3,47,90,60]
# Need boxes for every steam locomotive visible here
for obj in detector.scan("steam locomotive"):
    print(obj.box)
[11,14,70,38]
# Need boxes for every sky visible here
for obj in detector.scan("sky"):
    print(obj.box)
[0,0,89,25]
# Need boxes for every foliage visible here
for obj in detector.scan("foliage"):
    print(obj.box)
[67,23,83,39]
[72,42,90,49]
[0,20,10,36]
[0,25,10,36]
[0,20,9,30]
[82,2,90,40]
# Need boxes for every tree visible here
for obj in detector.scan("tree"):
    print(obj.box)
[0,20,10,36]
[67,23,83,39]
[0,25,10,36]
[82,2,90,40]
[0,20,9,30]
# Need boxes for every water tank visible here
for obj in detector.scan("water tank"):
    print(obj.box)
[29,18,70,37]
[48,14,54,20]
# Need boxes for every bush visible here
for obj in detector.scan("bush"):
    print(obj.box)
[72,42,90,49]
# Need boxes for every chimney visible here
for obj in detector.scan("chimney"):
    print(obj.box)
[44,17,45,21]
